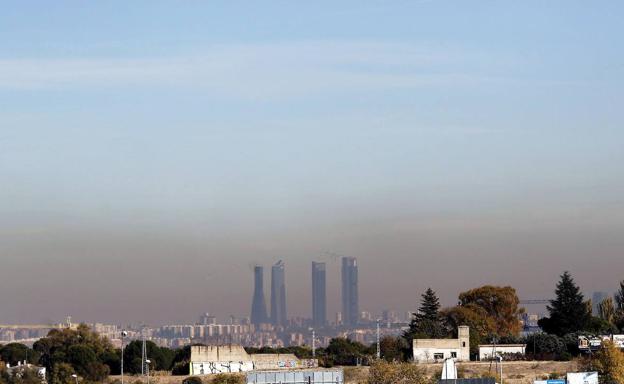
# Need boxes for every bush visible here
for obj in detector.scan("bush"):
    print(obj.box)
[211,374,244,384]
[171,361,189,376]
[367,360,429,384]
[182,377,203,384]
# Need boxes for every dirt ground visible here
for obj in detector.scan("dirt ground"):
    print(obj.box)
[108,361,577,384]
[343,361,577,384]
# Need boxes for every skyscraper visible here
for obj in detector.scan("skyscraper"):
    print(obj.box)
[312,261,327,327]
[250,265,268,325]
[341,257,359,326]
[270,260,287,326]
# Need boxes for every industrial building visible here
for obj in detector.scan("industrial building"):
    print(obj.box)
[413,326,470,363]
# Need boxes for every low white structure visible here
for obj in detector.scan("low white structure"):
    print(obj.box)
[478,344,526,360]
[189,345,316,375]
[413,326,470,363]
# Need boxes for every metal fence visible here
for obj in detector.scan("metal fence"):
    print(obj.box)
[246,369,343,384]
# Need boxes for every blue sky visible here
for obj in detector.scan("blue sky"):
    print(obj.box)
[1,1,623,324]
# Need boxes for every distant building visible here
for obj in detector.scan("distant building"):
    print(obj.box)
[478,344,526,360]
[335,312,343,326]
[199,313,217,325]
[592,291,609,316]
[312,262,327,327]
[250,266,269,325]
[413,326,470,363]
[270,261,287,327]
[341,257,359,326]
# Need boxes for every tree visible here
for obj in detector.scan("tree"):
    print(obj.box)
[0,344,39,366]
[538,271,591,336]
[33,324,115,382]
[599,297,616,325]
[404,288,446,342]
[49,363,75,384]
[458,285,522,336]
[616,281,624,312]
[324,338,371,366]
[379,336,407,362]
[441,304,495,356]
[122,340,175,373]
[615,281,624,332]
[589,340,624,384]
[524,333,567,360]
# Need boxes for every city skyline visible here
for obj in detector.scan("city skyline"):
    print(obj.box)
[2,1,624,325]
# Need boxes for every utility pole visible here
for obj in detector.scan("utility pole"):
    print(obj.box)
[376,319,381,359]
[121,330,127,384]
[311,328,316,358]
[141,328,147,376]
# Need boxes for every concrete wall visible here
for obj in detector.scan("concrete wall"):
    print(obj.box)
[413,326,470,363]
[189,345,316,375]
[478,344,526,361]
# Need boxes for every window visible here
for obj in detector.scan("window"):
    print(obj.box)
[433,353,444,360]
[462,342,466,347]
[451,352,457,358]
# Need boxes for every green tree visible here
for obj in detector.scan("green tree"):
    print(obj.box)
[616,281,624,312]
[33,324,115,382]
[324,338,371,366]
[122,340,175,373]
[615,281,624,332]
[538,271,591,336]
[49,363,75,384]
[378,336,407,362]
[404,288,446,342]
[524,333,567,360]
[0,344,39,366]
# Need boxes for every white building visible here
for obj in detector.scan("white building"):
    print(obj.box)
[478,344,526,360]
[413,326,470,363]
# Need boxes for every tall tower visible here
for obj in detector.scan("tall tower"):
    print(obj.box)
[341,257,359,326]
[312,262,327,327]
[270,260,287,326]
[250,265,268,325]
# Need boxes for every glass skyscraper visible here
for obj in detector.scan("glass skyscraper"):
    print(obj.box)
[312,261,327,327]
[250,265,268,325]
[341,257,359,326]
[270,260,287,326]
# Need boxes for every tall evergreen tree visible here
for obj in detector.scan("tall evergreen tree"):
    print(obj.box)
[538,271,591,336]
[403,288,445,342]
[615,280,624,311]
